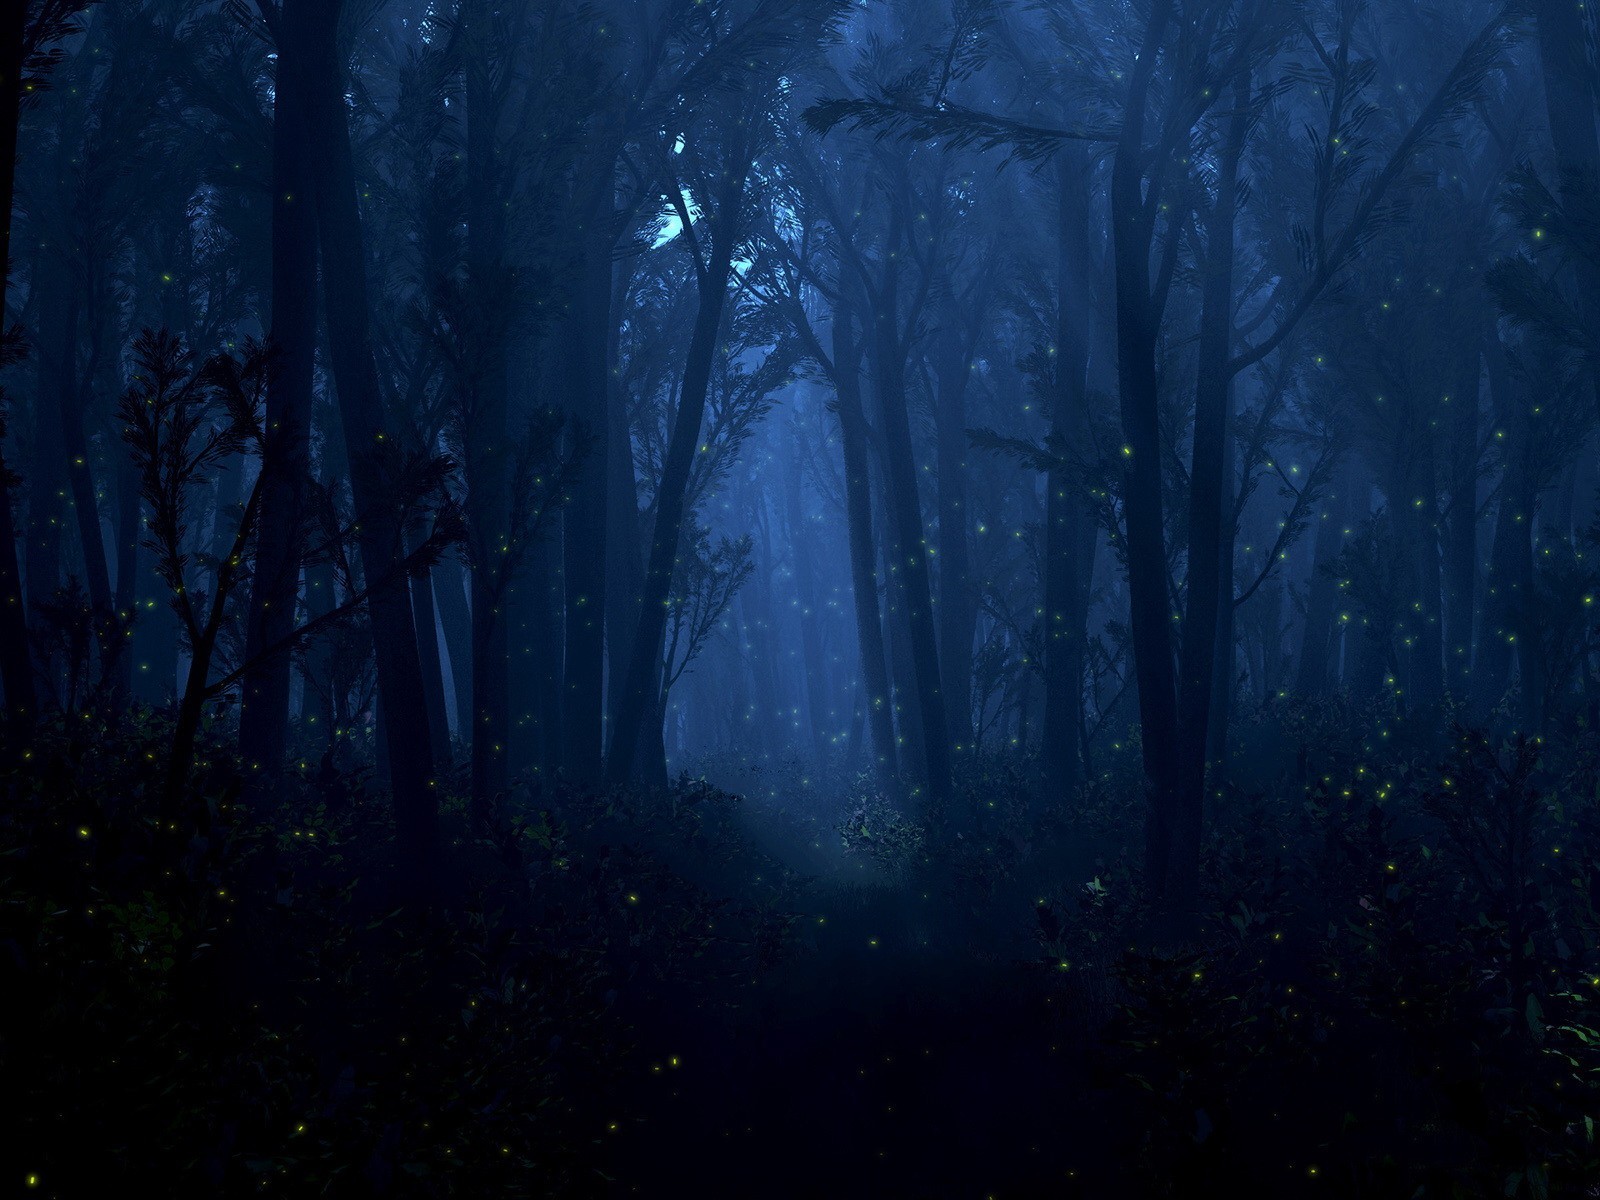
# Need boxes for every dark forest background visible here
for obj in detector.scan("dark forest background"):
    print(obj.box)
[6,0,1600,1196]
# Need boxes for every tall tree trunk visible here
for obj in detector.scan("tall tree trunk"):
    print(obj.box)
[1043,153,1093,809]
[239,0,318,780]
[784,406,830,752]
[605,152,746,788]
[1511,468,1543,733]
[0,2,34,722]
[301,0,438,887]
[933,351,975,756]
[531,529,564,771]
[407,520,452,768]
[604,316,643,764]
[302,555,337,750]
[1535,0,1600,417]
[1111,0,1182,893]
[25,281,66,629]
[53,295,115,654]
[132,530,178,702]
[867,210,952,816]
[640,684,669,789]
[432,551,472,735]
[1297,460,1354,694]
[834,304,899,786]
[463,14,512,817]
[560,233,609,785]
[1475,333,1523,713]
[1206,417,1240,770]
[746,514,787,752]
[881,519,924,780]
[1170,73,1246,903]
[110,381,139,703]
[1406,441,1445,712]
[1443,343,1481,697]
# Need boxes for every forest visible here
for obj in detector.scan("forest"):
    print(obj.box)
[5,0,1600,1195]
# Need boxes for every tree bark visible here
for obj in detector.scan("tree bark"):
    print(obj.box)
[605,152,745,788]
[560,232,609,785]
[1170,70,1247,904]
[1111,0,1184,894]
[834,303,899,786]
[1535,0,1600,417]
[432,550,472,735]
[407,520,452,768]
[1043,152,1094,809]
[301,0,438,887]
[866,205,952,816]
[1296,461,1354,695]
[604,307,644,768]
[0,1,35,721]
[239,0,318,780]
[784,404,831,751]
[1475,332,1523,713]
[1404,442,1445,711]
[933,346,976,756]
[1443,342,1481,695]
[463,11,512,817]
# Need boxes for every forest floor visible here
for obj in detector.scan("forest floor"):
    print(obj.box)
[19,708,1597,1197]
[602,786,1132,1198]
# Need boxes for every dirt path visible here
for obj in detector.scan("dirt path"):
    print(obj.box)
[599,797,1130,1198]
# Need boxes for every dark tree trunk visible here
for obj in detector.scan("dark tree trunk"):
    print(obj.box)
[881,517,925,781]
[640,686,670,789]
[604,314,644,770]
[834,304,899,786]
[1208,428,1240,771]
[132,532,178,702]
[784,405,830,752]
[239,0,318,781]
[1110,0,1182,894]
[303,556,336,749]
[54,296,115,649]
[531,529,564,772]
[933,349,976,756]
[560,234,609,785]
[1171,72,1246,904]
[208,454,242,598]
[1297,461,1355,695]
[111,393,139,702]
[1475,333,1524,714]
[504,562,535,779]
[503,329,541,781]
[1535,0,1600,417]
[301,0,438,887]
[1043,153,1093,809]
[0,3,34,721]
[463,15,512,817]
[1444,345,1481,697]
[1406,442,1445,712]
[407,520,452,768]
[745,513,786,753]
[866,210,951,816]
[432,551,472,736]
[1511,470,1543,733]
[31,277,78,700]
[605,150,747,788]
[25,296,66,630]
